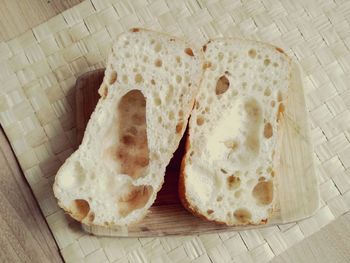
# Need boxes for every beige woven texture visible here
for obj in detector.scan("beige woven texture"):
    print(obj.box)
[0,0,349,262]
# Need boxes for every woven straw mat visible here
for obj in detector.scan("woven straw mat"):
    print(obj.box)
[0,0,350,262]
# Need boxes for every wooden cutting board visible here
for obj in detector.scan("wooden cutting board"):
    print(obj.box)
[75,64,319,237]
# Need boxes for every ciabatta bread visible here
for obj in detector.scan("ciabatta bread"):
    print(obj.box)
[53,29,202,226]
[179,39,291,225]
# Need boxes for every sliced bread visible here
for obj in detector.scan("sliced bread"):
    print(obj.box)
[53,29,202,226]
[179,39,291,225]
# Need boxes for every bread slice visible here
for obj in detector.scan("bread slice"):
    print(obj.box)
[53,28,202,226]
[179,39,291,225]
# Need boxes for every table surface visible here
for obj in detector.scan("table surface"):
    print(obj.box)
[0,1,349,262]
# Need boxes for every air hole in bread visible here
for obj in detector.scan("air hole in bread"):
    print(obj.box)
[180,94,184,102]
[273,62,279,67]
[218,52,224,61]
[143,55,148,63]
[154,97,161,106]
[176,122,183,134]
[165,85,174,104]
[261,219,268,224]
[264,122,273,139]
[277,103,285,122]
[196,116,204,126]
[122,75,128,84]
[109,71,118,85]
[118,185,153,217]
[264,59,270,66]
[151,79,156,85]
[264,87,271,96]
[248,49,257,58]
[271,100,276,107]
[88,212,95,223]
[178,110,184,117]
[271,171,275,177]
[154,43,162,52]
[184,48,194,56]
[216,196,223,202]
[155,59,162,67]
[234,208,251,223]
[215,75,230,95]
[252,181,273,205]
[131,28,140,32]
[242,82,247,89]
[135,73,143,84]
[176,56,181,64]
[202,61,212,70]
[234,190,242,198]
[207,209,214,215]
[168,111,175,120]
[227,175,241,190]
[114,90,149,179]
[275,47,285,54]
[220,168,227,174]
[70,199,90,221]
[125,52,131,58]
[176,75,182,83]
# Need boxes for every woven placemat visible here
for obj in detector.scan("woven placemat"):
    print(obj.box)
[0,0,349,262]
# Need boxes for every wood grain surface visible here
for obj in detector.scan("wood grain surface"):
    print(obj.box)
[0,128,63,263]
[76,66,319,237]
